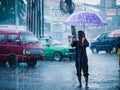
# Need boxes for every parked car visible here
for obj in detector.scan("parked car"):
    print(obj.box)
[0,29,44,67]
[39,37,75,61]
[90,32,118,54]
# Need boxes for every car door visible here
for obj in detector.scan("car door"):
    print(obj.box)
[98,33,112,51]
[96,33,106,51]
[0,33,7,60]
[102,33,112,50]
[41,39,53,58]
[6,34,23,56]
[41,38,62,59]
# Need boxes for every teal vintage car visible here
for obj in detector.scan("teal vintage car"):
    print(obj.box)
[39,37,75,61]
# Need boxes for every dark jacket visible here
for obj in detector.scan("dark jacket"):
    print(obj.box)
[71,39,89,62]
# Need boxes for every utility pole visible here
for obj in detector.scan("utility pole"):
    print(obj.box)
[42,0,44,37]
[15,0,18,30]
[27,0,44,38]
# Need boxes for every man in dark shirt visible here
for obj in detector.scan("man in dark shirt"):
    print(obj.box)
[71,30,89,89]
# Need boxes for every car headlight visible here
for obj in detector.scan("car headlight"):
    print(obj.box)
[23,50,30,54]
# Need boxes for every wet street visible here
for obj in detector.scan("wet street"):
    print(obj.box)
[0,48,120,90]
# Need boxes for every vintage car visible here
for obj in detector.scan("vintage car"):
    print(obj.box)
[0,29,44,67]
[39,37,75,61]
[90,32,118,54]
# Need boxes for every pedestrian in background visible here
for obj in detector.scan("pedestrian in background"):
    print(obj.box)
[117,37,120,71]
[71,30,89,89]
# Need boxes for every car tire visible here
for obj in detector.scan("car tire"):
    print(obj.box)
[92,48,99,54]
[26,57,37,67]
[53,51,62,61]
[8,55,19,68]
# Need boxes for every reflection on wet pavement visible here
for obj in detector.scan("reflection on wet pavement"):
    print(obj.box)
[0,49,119,90]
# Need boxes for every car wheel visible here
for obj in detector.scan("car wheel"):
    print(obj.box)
[8,55,19,68]
[111,47,117,53]
[26,57,37,67]
[53,51,62,61]
[92,48,98,54]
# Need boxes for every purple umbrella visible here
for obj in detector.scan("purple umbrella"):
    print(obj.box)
[64,11,106,27]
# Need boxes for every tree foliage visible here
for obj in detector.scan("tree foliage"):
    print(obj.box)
[0,0,26,25]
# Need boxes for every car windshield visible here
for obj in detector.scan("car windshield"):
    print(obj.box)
[98,33,109,39]
[50,39,62,45]
[20,33,39,44]
[40,38,62,46]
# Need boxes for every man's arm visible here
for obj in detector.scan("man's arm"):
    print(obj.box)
[82,37,89,47]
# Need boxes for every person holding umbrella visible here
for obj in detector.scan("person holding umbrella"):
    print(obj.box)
[71,30,89,89]
[64,11,106,89]
[109,30,120,71]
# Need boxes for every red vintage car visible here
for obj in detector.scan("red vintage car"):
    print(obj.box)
[0,29,44,67]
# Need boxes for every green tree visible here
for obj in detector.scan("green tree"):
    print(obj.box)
[0,0,26,25]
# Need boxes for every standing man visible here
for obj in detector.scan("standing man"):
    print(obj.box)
[71,30,89,89]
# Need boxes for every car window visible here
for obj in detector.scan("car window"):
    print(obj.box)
[98,33,109,40]
[0,34,4,43]
[104,33,109,39]
[20,33,38,44]
[98,34,104,40]
[7,34,18,43]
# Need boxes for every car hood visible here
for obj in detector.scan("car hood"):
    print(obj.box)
[23,43,43,49]
[51,44,72,48]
